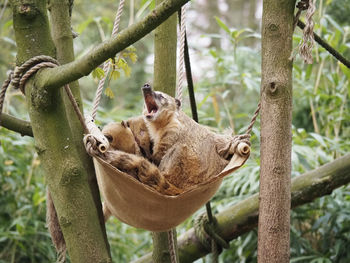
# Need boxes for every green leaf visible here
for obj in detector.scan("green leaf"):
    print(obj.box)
[111,70,121,80]
[104,87,115,99]
[214,16,230,34]
[339,62,350,96]
[76,18,94,34]
[91,67,105,80]
[129,52,138,63]
[117,58,132,77]
[305,64,313,80]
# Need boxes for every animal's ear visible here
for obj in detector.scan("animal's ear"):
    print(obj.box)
[121,120,129,128]
[175,98,181,109]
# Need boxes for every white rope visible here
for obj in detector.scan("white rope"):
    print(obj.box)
[299,0,316,64]
[176,4,187,105]
[91,0,126,120]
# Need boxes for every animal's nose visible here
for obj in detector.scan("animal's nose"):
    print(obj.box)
[142,83,153,96]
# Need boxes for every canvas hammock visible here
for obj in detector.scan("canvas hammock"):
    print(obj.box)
[79,1,252,232]
[84,115,250,231]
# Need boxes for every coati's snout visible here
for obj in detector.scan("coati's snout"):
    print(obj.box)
[142,84,158,120]
[142,83,181,122]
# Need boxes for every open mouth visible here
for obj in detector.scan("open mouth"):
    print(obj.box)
[144,94,158,118]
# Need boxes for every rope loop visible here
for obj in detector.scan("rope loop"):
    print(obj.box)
[293,0,316,64]
[11,55,59,93]
[194,213,229,255]
[296,0,310,11]
[0,55,89,134]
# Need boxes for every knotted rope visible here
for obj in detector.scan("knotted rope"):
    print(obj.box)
[194,213,229,262]
[91,0,125,120]
[1,55,88,134]
[291,0,316,64]
[298,0,316,64]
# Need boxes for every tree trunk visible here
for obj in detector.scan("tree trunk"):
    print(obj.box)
[152,0,179,262]
[48,0,108,242]
[258,1,296,263]
[10,0,111,261]
[132,153,350,263]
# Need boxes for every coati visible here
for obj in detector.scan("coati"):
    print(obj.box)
[105,84,250,193]
[101,117,182,196]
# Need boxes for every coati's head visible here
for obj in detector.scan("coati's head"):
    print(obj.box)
[102,121,137,154]
[141,84,181,126]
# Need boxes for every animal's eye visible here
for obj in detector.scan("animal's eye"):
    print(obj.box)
[159,94,164,99]
[105,134,113,142]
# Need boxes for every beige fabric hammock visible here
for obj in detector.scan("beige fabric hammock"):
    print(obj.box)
[91,141,250,232]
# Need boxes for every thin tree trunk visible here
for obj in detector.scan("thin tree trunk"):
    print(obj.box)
[258,1,296,263]
[132,153,350,263]
[48,0,108,243]
[10,0,111,261]
[152,0,178,262]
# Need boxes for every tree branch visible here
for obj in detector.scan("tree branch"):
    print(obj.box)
[0,113,33,137]
[132,153,350,263]
[37,0,190,90]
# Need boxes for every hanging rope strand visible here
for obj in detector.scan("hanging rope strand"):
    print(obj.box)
[299,0,316,64]
[245,102,261,135]
[176,4,186,104]
[0,71,12,126]
[91,0,125,120]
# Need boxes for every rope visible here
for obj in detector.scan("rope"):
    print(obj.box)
[245,102,261,135]
[91,0,125,120]
[293,0,309,30]
[299,0,316,64]
[194,214,229,254]
[0,71,13,127]
[176,4,187,103]
[167,229,177,263]
[297,20,350,69]
[291,0,350,68]
[178,9,198,122]
[0,55,88,134]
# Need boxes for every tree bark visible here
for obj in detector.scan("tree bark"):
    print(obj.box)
[33,0,190,91]
[10,0,111,261]
[132,153,350,263]
[48,0,108,244]
[0,113,32,136]
[152,0,179,262]
[258,1,296,262]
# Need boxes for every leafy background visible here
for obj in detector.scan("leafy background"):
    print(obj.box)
[0,0,350,262]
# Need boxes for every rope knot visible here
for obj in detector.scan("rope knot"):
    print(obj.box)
[194,213,229,255]
[296,0,310,11]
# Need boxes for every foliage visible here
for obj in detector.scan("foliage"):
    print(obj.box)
[0,129,53,262]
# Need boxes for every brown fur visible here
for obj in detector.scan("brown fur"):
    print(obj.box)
[101,119,182,196]
[126,116,153,159]
[108,85,250,194]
